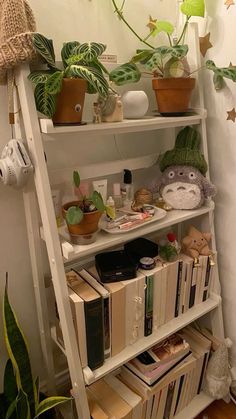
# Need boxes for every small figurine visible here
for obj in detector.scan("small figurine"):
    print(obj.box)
[93,102,102,124]
[181,226,212,259]
[98,91,123,122]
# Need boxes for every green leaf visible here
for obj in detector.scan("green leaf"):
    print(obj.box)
[61,41,80,67]
[3,284,36,417]
[109,63,141,86]
[32,34,58,69]
[66,206,84,225]
[68,65,109,97]
[151,21,174,37]
[181,0,205,17]
[16,390,30,419]
[27,70,54,85]
[34,377,40,413]
[145,51,162,72]
[34,83,57,118]
[73,170,80,188]
[34,396,71,418]
[45,71,64,95]
[213,73,224,90]
[91,191,105,212]
[206,60,236,83]
[6,399,18,419]
[170,45,188,59]
[131,50,153,64]
[74,42,106,62]
[4,359,18,407]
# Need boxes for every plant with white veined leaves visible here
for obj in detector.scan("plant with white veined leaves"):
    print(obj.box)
[28,34,110,118]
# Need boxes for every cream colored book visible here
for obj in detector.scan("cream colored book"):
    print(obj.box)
[195,255,208,304]
[87,389,112,419]
[121,271,145,345]
[89,379,133,419]
[68,287,87,368]
[104,375,142,419]
[180,255,194,313]
[165,260,179,323]
[156,386,168,419]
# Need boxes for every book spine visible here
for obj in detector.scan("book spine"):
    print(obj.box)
[103,296,111,358]
[175,261,183,317]
[144,275,153,336]
[189,265,197,308]
[84,298,104,370]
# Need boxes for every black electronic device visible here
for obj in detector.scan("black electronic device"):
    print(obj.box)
[95,250,137,283]
[124,237,158,265]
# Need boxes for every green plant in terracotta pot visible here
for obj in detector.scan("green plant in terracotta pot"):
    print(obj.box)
[28,34,109,124]
[109,0,236,116]
[62,171,115,244]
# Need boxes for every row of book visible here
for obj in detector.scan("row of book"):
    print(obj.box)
[87,326,221,419]
[61,252,216,371]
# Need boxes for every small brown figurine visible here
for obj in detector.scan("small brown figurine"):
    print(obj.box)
[181,226,212,259]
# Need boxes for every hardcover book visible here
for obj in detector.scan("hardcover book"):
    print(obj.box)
[66,270,104,370]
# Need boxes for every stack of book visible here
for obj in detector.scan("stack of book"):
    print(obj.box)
[60,251,216,370]
[87,326,218,418]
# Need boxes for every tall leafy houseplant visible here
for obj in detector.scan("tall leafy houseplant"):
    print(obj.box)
[109,0,236,115]
[0,277,71,419]
[28,34,109,124]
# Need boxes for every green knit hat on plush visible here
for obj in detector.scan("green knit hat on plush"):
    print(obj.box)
[159,126,208,175]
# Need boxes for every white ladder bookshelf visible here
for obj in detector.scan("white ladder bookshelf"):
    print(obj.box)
[14,24,225,419]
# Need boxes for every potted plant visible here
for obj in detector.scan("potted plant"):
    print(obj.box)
[0,274,71,419]
[109,0,236,116]
[62,171,115,244]
[28,34,109,124]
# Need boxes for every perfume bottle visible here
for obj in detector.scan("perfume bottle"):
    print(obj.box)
[121,169,134,210]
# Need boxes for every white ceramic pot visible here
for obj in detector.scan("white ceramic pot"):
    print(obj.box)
[122,90,149,119]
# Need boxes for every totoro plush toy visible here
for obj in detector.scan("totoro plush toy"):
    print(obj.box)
[158,127,216,210]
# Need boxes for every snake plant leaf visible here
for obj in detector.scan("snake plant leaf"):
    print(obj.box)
[34,83,57,118]
[61,41,80,68]
[34,377,40,413]
[3,284,36,417]
[66,206,84,225]
[4,359,18,407]
[45,71,64,95]
[91,191,105,212]
[151,21,174,38]
[27,70,54,85]
[73,42,106,62]
[109,63,141,86]
[73,170,80,188]
[32,34,58,69]
[35,396,71,418]
[15,390,30,419]
[69,65,109,97]
[181,0,205,17]
[5,398,18,419]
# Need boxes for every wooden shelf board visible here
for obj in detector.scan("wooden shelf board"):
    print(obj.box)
[40,109,207,136]
[82,296,220,384]
[53,202,214,261]
[174,392,214,419]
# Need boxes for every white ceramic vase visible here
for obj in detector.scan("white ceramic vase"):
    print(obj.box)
[122,90,149,119]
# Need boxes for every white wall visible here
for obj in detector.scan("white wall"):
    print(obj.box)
[203,0,236,365]
[0,0,175,389]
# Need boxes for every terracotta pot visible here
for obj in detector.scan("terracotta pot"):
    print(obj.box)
[62,201,102,236]
[152,77,196,116]
[52,79,87,125]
